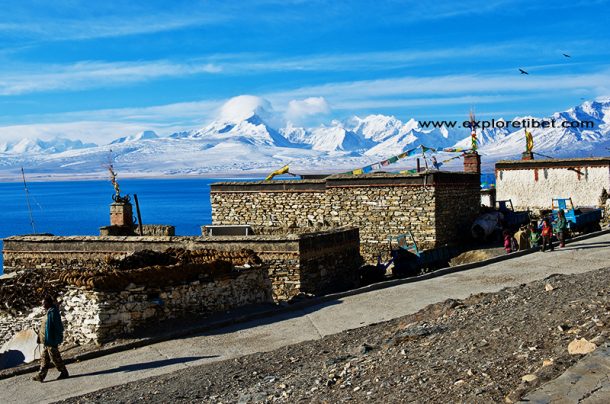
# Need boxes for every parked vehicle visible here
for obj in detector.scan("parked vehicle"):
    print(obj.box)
[359,233,456,285]
[496,200,531,230]
[471,200,529,240]
[551,198,602,234]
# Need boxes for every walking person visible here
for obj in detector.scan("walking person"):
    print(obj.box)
[541,217,554,252]
[555,209,569,248]
[32,296,69,382]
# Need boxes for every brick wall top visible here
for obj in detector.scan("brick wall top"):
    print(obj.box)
[211,171,479,192]
[211,179,326,192]
[496,157,610,170]
[3,226,358,246]
[326,171,479,187]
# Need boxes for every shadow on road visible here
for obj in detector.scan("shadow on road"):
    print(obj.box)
[68,356,215,378]
[188,299,343,339]
[561,241,610,250]
[0,350,26,370]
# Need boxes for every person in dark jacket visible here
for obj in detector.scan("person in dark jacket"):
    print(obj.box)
[555,209,569,248]
[32,296,69,382]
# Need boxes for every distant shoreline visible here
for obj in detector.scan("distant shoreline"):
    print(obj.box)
[0,169,344,183]
[0,169,494,183]
[0,172,272,183]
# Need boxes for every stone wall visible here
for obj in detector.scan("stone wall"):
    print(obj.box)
[2,227,360,302]
[99,224,175,237]
[0,308,43,347]
[141,225,175,236]
[211,180,327,227]
[210,172,481,262]
[434,181,482,246]
[495,158,610,210]
[61,267,271,344]
[325,181,436,259]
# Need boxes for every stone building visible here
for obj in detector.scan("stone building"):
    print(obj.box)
[3,228,360,302]
[2,227,360,345]
[495,157,610,210]
[211,170,481,262]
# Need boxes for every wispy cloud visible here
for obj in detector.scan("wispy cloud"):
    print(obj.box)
[2,66,609,144]
[219,43,527,73]
[267,69,610,108]
[3,0,601,43]
[2,38,603,96]
[0,1,231,41]
[0,60,221,95]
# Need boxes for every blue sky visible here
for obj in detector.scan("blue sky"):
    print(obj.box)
[0,0,609,143]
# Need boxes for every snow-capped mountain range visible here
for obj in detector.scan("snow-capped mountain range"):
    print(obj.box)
[1,97,609,179]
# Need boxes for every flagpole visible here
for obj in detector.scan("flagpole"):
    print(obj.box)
[420,145,429,171]
[21,167,36,234]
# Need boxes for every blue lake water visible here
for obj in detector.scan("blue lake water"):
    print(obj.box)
[0,178,235,273]
[0,174,495,274]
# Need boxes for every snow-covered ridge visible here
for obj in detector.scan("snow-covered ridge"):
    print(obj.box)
[110,130,158,144]
[1,98,609,177]
[0,137,97,155]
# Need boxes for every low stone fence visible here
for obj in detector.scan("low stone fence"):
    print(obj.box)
[0,266,270,346]
[61,266,271,344]
[0,308,43,347]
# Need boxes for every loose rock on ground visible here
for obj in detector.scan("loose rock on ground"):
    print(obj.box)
[60,267,610,403]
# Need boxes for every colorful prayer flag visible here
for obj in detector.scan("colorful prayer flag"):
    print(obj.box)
[525,130,534,152]
[406,148,419,157]
[265,164,290,181]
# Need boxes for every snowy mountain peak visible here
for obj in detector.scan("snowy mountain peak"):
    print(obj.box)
[0,137,97,155]
[1,98,609,178]
[110,130,158,144]
[351,114,404,143]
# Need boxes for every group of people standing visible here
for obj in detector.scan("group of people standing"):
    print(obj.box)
[504,209,569,253]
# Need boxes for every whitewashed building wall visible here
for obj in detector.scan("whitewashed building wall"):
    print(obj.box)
[495,158,610,210]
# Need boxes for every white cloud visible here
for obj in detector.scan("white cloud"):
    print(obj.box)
[0,38,606,96]
[0,2,230,41]
[285,97,330,124]
[268,69,610,109]
[3,67,609,145]
[0,60,221,95]
[218,95,274,123]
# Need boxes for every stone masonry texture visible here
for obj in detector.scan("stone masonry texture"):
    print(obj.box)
[210,172,481,262]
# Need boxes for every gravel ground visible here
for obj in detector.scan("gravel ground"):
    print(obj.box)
[61,267,609,404]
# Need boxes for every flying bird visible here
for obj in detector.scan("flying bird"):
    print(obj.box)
[563,53,571,57]
[519,68,529,75]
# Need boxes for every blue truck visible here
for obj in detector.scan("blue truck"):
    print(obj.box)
[551,198,602,233]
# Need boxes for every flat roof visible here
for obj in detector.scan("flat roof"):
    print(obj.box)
[211,171,480,192]
[496,156,610,170]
